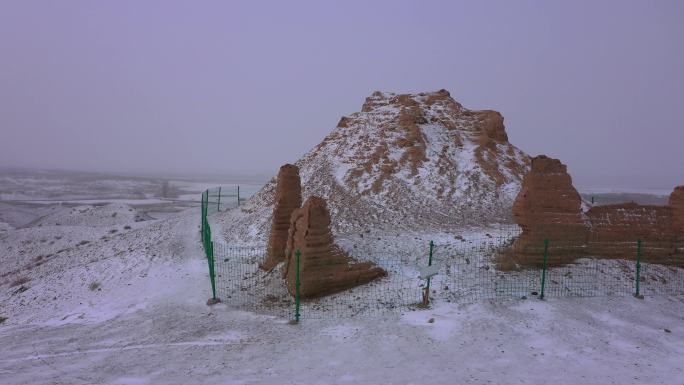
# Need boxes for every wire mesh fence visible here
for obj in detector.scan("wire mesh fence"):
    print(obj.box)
[213,243,423,319]
[204,186,243,213]
[428,237,684,303]
[430,237,539,303]
[640,261,684,296]
[200,188,684,321]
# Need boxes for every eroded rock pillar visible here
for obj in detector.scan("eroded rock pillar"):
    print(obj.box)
[509,155,588,266]
[262,164,302,271]
[282,196,386,298]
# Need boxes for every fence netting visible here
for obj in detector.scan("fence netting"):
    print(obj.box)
[204,186,242,214]
[200,190,684,321]
[213,243,422,319]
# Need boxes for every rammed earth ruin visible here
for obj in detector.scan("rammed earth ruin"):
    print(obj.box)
[509,155,684,267]
[263,164,385,298]
[251,92,682,296]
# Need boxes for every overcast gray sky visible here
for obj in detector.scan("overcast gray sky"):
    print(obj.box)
[1,0,682,188]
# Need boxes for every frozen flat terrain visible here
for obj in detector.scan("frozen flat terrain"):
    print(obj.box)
[1,172,683,384]
[0,169,263,226]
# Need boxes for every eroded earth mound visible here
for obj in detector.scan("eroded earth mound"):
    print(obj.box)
[220,89,530,241]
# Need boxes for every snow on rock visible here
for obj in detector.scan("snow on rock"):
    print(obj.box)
[219,90,530,243]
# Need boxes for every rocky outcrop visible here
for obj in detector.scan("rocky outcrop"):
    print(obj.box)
[282,196,386,298]
[262,164,301,271]
[508,155,588,266]
[508,157,684,267]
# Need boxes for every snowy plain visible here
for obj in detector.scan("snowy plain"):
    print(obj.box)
[1,171,683,385]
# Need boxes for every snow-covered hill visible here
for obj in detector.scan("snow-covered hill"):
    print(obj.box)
[219,90,530,242]
[0,203,195,326]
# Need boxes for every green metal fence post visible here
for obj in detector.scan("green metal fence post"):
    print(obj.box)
[295,249,301,323]
[201,191,206,235]
[426,240,434,297]
[237,185,240,207]
[217,187,222,212]
[202,190,206,249]
[206,217,211,247]
[208,241,217,300]
[540,238,549,300]
[635,239,642,298]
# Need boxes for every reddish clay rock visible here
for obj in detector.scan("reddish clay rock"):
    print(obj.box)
[474,110,508,145]
[585,187,684,264]
[509,155,589,265]
[361,91,389,112]
[670,186,684,241]
[282,196,386,298]
[512,155,584,224]
[471,110,511,186]
[508,156,684,267]
[586,203,676,262]
[262,164,302,271]
[341,90,529,199]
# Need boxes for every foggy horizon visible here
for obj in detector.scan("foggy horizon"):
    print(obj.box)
[2,0,683,189]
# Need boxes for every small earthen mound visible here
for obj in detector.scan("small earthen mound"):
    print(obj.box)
[262,164,302,271]
[282,196,386,298]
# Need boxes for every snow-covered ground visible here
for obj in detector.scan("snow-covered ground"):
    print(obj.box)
[2,287,683,384]
[1,173,683,384]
